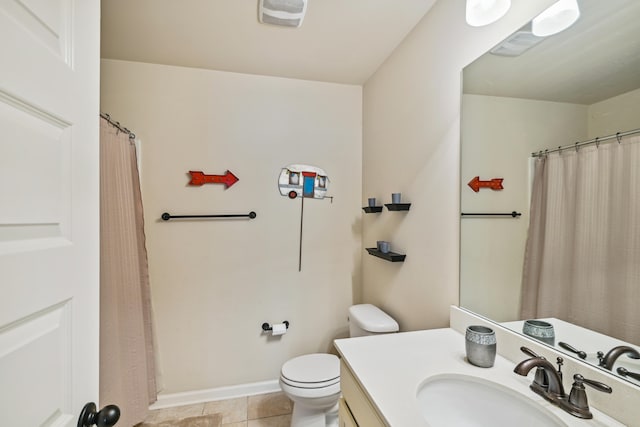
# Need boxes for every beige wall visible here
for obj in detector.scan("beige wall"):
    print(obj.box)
[361,0,556,331]
[589,87,640,137]
[101,60,362,393]
[460,95,588,321]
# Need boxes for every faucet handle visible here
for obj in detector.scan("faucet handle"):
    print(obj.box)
[520,346,542,358]
[558,341,587,359]
[617,367,640,381]
[567,374,612,418]
[597,351,605,367]
[578,375,612,394]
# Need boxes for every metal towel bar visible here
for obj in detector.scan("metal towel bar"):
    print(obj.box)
[460,211,521,218]
[161,211,257,220]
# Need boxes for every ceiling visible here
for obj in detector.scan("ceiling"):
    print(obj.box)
[463,0,640,105]
[100,0,437,85]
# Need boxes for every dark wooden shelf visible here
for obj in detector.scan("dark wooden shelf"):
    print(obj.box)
[362,206,383,213]
[366,248,406,262]
[385,203,411,211]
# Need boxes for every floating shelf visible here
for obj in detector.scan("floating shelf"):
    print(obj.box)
[385,203,411,211]
[366,248,406,262]
[362,206,383,213]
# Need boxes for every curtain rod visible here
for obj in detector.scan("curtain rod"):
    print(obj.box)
[531,128,640,158]
[100,112,136,139]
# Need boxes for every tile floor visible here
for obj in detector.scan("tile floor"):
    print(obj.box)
[139,392,293,427]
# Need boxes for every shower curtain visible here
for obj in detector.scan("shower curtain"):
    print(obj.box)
[100,117,157,426]
[521,134,640,345]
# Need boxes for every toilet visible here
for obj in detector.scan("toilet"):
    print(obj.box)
[279,304,399,427]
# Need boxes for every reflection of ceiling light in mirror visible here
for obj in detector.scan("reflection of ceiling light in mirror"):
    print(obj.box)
[532,0,580,37]
[466,0,511,27]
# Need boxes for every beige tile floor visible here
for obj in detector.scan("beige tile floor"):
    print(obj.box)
[139,392,293,427]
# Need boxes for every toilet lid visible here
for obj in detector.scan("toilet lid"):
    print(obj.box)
[281,353,339,384]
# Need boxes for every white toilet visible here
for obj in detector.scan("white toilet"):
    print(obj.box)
[279,304,399,427]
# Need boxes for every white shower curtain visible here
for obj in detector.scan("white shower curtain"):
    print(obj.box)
[521,134,640,345]
[100,117,157,426]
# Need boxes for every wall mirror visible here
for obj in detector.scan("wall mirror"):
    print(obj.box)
[460,0,640,386]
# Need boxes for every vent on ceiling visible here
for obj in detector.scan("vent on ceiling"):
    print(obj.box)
[490,30,545,57]
[259,0,308,28]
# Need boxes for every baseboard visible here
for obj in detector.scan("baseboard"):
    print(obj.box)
[150,379,282,410]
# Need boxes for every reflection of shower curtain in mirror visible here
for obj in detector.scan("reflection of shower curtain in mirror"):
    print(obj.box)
[521,135,640,345]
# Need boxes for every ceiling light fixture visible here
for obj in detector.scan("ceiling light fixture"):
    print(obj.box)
[466,0,512,27]
[532,0,580,37]
[259,0,308,28]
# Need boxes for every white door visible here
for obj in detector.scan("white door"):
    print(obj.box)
[0,1,101,426]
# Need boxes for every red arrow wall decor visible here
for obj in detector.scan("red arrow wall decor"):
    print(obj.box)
[189,170,239,188]
[468,176,504,192]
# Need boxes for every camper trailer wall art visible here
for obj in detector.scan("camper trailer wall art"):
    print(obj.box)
[278,164,329,199]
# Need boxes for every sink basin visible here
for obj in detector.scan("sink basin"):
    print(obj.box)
[416,374,566,427]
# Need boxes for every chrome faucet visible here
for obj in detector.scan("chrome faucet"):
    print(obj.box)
[514,346,612,419]
[598,345,640,370]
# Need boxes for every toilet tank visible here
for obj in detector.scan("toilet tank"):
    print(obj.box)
[348,304,399,337]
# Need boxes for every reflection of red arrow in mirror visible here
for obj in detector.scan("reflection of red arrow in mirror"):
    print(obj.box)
[189,170,239,188]
[468,176,504,192]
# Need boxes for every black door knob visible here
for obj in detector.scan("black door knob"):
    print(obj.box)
[77,402,121,427]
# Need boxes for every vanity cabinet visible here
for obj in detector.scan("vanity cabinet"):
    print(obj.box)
[338,398,357,427]
[339,361,386,427]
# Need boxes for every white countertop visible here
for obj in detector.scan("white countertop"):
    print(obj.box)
[334,328,624,427]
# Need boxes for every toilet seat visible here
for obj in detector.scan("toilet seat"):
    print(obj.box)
[280,353,340,389]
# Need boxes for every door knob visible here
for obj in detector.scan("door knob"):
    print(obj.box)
[77,402,120,427]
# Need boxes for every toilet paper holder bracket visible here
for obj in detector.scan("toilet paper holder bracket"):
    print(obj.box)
[262,321,290,332]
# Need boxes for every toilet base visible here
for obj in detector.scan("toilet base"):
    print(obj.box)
[325,403,339,427]
[290,402,338,427]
